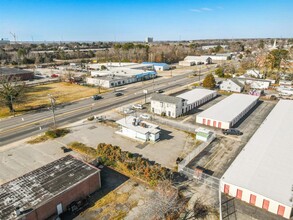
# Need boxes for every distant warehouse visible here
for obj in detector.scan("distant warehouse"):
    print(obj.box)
[0,67,34,81]
[196,94,258,129]
[0,155,101,220]
[221,100,293,219]
[141,62,170,71]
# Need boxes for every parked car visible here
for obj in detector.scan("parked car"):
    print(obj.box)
[92,95,102,100]
[123,108,134,114]
[140,114,151,120]
[115,92,124,97]
[222,129,243,136]
[132,104,143,109]
[155,89,164,93]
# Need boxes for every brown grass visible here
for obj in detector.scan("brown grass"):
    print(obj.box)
[0,82,108,118]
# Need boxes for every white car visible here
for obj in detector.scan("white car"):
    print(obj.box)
[123,108,134,114]
[140,114,151,120]
[132,104,143,109]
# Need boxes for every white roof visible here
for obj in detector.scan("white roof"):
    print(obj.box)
[116,116,160,134]
[222,100,293,207]
[177,89,216,105]
[197,94,258,123]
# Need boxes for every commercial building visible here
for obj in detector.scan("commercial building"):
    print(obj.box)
[116,116,160,142]
[221,100,293,219]
[220,78,244,93]
[179,56,212,66]
[151,94,187,117]
[236,76,274,89]
[0,38,10,45]
[196,94,258,129]
[86,67,157,88]
[0,155,101,220]
[151,89,216,118]
[142,62,170,71]
[145,37,153,43]
[0,67,34,81]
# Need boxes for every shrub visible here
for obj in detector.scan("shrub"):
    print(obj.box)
[87,116,95,121]
[45,128,70,138]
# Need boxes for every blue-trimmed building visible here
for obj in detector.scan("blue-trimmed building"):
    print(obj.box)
[142,62,170,71]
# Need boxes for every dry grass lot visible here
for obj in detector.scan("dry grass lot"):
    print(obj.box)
[0,82,108,118]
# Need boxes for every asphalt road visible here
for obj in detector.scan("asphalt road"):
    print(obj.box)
[0,68,212,146]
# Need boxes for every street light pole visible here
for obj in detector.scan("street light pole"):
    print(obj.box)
[48,94,56,129]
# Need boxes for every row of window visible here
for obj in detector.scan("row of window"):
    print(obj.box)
[224,184,286,217]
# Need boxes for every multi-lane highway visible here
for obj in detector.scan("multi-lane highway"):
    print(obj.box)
[0,68,212,146]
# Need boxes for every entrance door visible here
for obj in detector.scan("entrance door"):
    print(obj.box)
[218,122,222,128]
[250,194,256,205]
[262,199,270,210]
[213,121,217,127]
[57,203,63,215]
[207,120,211,126]
[277,205,285,217]
[224,184,230,194]
[203,119,206,125]
[236,189,243,200]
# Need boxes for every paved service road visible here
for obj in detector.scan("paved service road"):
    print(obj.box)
[0,68,213,146]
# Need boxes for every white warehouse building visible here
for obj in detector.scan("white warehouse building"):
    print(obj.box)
[151,89,217,118]
[221,100,293,219]
[116,116,160,142]
[196,94,258,129]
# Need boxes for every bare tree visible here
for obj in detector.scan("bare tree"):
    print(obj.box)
[0,73,26,113]
[142,180,185,220]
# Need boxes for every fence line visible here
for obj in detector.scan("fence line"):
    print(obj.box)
[178,135,216,172]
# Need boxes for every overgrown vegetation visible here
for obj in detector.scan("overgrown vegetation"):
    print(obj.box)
[27,128,70,144]
[67,142,173,186]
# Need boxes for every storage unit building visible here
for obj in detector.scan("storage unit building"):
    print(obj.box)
[221,100,293,219]
[116,116,160,142]
[177,89,217,112]
[196,94,258,129]
[151,89,216,118]
[0,155,101,220]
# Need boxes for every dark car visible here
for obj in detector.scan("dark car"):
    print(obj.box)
[222,129,243,136]
[92,95,102,100]
[155,89,164,93]
[115,92,124,97]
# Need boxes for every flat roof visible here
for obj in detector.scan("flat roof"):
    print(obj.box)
[197,94,258,123]
[0,155,100,220]
[116,116,160,134]
[222,100,293,207]
[0,67,33,75]
[142,62,169,67]
[177,89,216,105]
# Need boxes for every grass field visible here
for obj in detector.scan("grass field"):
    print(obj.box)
[0,82,108,118]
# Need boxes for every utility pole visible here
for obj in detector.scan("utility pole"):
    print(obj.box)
[48,94,56,129]
[10,95,15,117]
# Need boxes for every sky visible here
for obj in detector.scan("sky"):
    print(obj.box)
[0,0,293,42]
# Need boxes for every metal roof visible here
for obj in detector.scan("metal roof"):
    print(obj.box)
[222,100,293,207]
[229,78,244,88]
[0,155,100,220]
[151,93,184,105]
[177,89,216,105]
[197,94,258,122]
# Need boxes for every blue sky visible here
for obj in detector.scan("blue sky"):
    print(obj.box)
[0,0,292,41]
